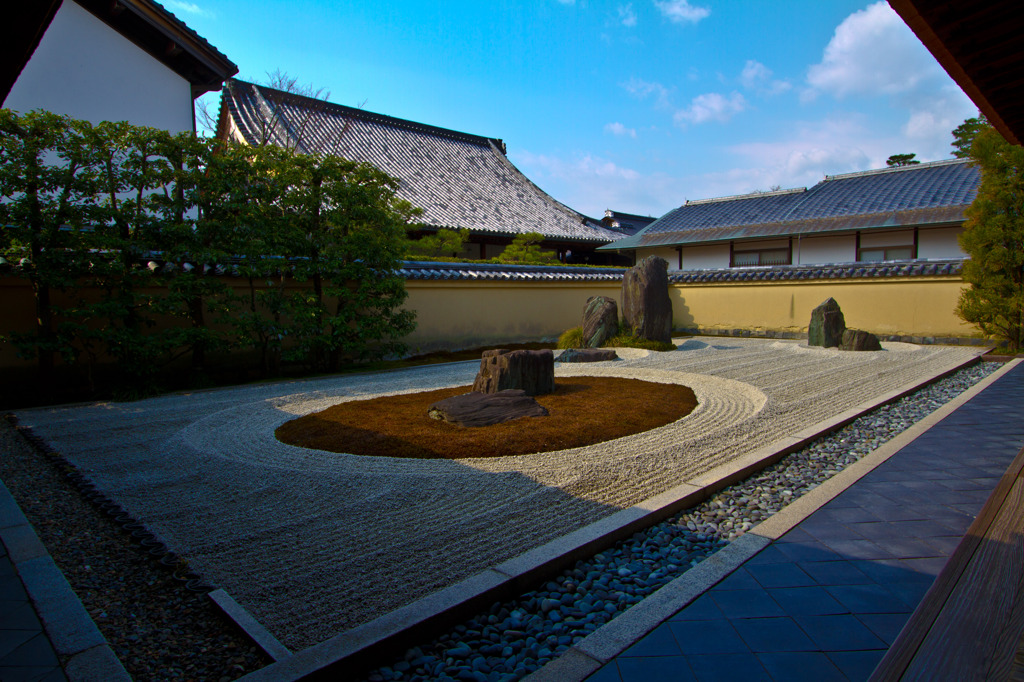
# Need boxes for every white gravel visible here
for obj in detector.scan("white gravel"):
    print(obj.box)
[15,338,982,649]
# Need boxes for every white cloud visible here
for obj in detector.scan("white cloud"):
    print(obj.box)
[622,77,672,109]
[604,122,638,138]
[674,92,747,125]
[511,150,674,216]
[164,0,214,17]
[804,1,942,101]
[726,115,888,187]
[740,60,791,96]
[653,0,710,24]
[900,85,977,158]
[618,3,638,27]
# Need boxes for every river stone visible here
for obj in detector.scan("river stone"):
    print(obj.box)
[472,349,555,396]
[582,296,618,348]
[558,348,618,363]
[839,328,882,351]
[808,297,846,347]
[621,256,672,343]
[428,390,548,427]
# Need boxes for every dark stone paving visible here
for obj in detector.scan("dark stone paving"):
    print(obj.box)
[589,362,1024,682]
[0,543,66,682]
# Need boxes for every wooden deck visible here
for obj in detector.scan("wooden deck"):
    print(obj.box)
[871,444,1024,681]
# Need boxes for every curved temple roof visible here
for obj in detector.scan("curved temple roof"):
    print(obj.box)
[603,159,981,250]
[219,79,620,244]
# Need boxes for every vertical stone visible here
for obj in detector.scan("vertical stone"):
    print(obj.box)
[621,256,673,344]
[581,296,619,348]
[808,297,847,347]
[471,349,555,396]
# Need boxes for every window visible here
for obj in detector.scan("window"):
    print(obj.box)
[732,248,791,267]
[859,246,914,262]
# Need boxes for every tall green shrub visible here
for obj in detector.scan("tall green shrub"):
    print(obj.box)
[956,125,1024,352]
[1,108,420,392]
[0,110,94,381]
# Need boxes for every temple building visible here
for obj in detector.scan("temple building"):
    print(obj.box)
[217,79,630,264]
[599,158,980,272]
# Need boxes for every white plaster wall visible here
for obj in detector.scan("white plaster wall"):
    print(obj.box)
[795,234,856,265]
[680,244,730,270]
[4,1,194,132]
[638,247,681,271]
[918,226,965,259]
[859,229,915,248]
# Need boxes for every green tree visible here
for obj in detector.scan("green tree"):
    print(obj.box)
[952,115,990,158]
[149,132,236,381]
[0,110,94,382]
[496,232,556,264]
[955,125,1024,351]
[279,151,417,371]
[886,153,920,167]
[405,227,468,259]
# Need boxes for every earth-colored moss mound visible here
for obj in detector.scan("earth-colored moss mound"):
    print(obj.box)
[276,376,697,459]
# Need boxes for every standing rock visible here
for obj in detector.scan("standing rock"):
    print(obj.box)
[621,256,673,344]
[582,296,619,348]
[472,349,555,396]
[839,329,882,351]
[808,297,847,348]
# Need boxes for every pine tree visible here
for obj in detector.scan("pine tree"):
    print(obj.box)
[955,125,1024,351]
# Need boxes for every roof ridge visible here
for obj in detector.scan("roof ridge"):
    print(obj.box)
[228,78,504,151]
[684,186,806,206]
[823,157,968,182]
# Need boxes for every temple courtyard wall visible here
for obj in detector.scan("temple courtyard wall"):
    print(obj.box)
[0,271,980,371]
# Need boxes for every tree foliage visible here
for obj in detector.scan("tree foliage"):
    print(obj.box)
[955,124,1024,351]
[886,153,920,167]
[952,115,989,159]
[405,228,469,259]
[496,232,556,264]
[0,109,418,394]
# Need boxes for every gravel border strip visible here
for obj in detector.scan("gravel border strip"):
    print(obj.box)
[532,358,1020,681]
[0,417,270,681]
[0,478,130,682]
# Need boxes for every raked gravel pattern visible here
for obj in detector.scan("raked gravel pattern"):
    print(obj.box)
[360,361,1000,682]
[14,339,983,649]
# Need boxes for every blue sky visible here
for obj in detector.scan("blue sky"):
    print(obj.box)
[179,0,977,219]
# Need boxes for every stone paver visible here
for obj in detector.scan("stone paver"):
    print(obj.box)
[0,510,66,682]
[590,361,1024,681]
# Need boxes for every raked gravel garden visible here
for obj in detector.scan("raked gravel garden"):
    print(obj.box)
[3,338,1000,679]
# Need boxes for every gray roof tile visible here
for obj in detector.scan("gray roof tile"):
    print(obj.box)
[220,79,620,244]
[603,160,980,250]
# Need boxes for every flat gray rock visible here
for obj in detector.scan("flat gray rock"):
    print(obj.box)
[840,328,882,351]
[558,348,618,363]
[428,389,549,427]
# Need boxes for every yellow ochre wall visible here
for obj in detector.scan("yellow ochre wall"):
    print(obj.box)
[404,276,976,350]
[403,280,621,352]
[0,274,979,370]
[669,277,975,338]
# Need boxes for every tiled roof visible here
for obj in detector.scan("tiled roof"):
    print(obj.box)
[601,210,657,236]
[668,258,963,283]
[397,261,625,281]
[603,159,980,250]
[219,79,621,244]
[0,256,962,282]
